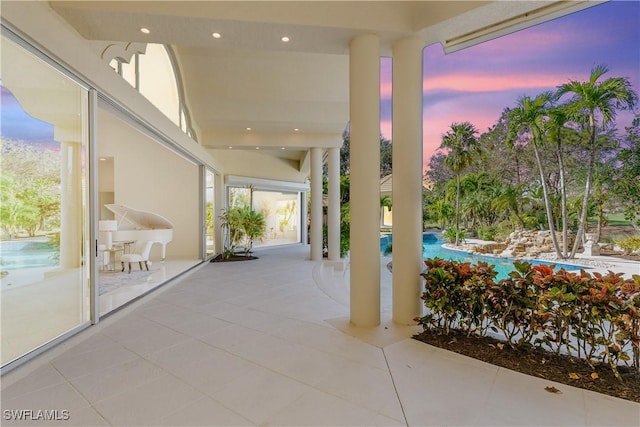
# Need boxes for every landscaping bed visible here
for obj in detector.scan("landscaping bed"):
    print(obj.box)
[416,257,640,403]
[413,329,640,403]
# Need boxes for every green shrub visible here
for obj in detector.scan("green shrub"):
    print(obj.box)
[443,228,466,244]
[417,260,640,379]
[220,206,266,258]
[494,221,514,242]
[616,236,640,254]
[418,258,497,335]
[322,204,351,258]
[477,225,497,241]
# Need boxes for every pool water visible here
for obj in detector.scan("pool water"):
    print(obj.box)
[0,240,58,270]
[380,233,584,280]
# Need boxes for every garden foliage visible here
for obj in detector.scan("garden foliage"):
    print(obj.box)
[615,236,640,255]
[417,258,640,380]
[219,206,266,258]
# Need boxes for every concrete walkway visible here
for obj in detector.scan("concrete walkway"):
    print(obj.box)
[2,245,638,426]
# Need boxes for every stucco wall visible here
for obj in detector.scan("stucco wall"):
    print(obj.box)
[212,149,309,183]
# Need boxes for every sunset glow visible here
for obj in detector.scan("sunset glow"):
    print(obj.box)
[379,1,640,169]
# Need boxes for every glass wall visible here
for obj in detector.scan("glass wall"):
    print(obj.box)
[1,34,90,368]
[229,187,251,209]
[254,191,300,247]
[205,169,216,257]
[96,107,202,316]
[227,186,301,248]
[108,43,196,141]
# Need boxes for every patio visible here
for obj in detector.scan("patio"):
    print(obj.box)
[2,245,638,426]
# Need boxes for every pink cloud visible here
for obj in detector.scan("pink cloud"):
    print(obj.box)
[380,107,499,168]
[380,119,392,140]
[423,72,578,93]
[380,80,392,99]
[422,106,499,168]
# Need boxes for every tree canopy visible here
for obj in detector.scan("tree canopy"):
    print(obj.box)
[423,65,639,257]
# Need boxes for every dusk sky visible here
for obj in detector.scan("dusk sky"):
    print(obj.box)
[2,1,638,166]
[0,86,54,145]
[379,0,640,168]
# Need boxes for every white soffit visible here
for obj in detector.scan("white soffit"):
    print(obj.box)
[46,1,599,152]
[226,175,310,192]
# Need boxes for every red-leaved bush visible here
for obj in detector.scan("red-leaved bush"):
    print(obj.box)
[417,258,640,380]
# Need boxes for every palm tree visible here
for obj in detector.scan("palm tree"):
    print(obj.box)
[546,105,571,257]
[380,195,392,212]
[459,172,499,228]
[507,93,564,258]
[491,183,526,229]
[557,65,638,258]
[428,199,454,230]
[380,195,392,225]
[440,122,480,245]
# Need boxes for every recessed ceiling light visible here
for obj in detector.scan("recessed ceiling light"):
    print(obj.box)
[246,127,251,131]
[212,32,221,39]
[281,147,286,150]
[140,27,150,34]
[294,128,299,132]
[228,146,233,149]
[281,36,290,42]
[255,147,260,150]
[99,157,107,161]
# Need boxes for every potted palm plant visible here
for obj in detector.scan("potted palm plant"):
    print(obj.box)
[219,206,266,260]
[241,208,266,256]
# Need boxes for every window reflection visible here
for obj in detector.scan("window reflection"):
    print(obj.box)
[1,35,90,367]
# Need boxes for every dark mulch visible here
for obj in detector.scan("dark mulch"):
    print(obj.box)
[413,330,640,403]
[210,254,259,262]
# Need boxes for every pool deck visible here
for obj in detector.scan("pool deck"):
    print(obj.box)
[1,244,638,426]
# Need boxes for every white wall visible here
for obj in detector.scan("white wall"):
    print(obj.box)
[98,108,200,260]
[212,149,309,183]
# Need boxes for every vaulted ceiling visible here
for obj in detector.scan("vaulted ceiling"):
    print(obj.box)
[49,1,596,167]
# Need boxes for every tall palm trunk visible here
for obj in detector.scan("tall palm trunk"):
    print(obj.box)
[513,150,525,229]
[595,201,604,243]
[455,173,461,246]
[533,143,563,258]
[555,136,568,257]
[569,114,596,258]
[514,206,526,229]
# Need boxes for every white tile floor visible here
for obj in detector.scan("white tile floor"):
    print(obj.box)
[1,245,638,426]
[1,258,201,366]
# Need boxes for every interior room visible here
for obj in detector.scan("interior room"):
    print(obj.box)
[96,106,203,315]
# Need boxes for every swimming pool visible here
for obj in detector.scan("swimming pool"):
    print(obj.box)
[380,232,585,279]
[0,239,58,270]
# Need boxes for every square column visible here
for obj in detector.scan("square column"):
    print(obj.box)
[391,36,424,325]
[349,33,381,327]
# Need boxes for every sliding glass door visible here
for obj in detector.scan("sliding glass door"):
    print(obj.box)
[205,169,216,257]
[1,34,90,368]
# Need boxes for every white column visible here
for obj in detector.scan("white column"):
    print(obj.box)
[349,33,381,327]
[60,141,83,268]
[392,36,424,325]
[327,147,341,260]
[310,147,324,261]
[300,191,308,246]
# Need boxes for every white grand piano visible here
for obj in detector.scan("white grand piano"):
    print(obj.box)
[105,204,174,260]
